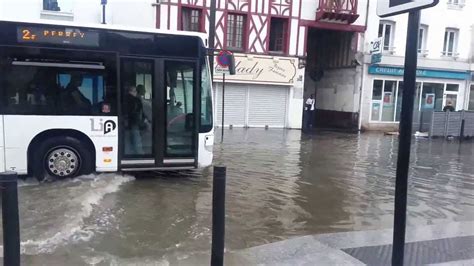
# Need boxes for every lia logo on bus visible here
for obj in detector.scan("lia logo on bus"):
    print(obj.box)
[91,119,117,135]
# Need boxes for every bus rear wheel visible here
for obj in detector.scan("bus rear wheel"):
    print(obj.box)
[33,136,93,181]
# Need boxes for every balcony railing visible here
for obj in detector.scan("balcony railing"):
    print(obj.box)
[316,0,359,24]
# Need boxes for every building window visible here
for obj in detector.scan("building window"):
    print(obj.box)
[226,13,246,50]
[43,0,72,12]
[418,25,428,56]
[370,80,461,122]
[181,8,202,32]
[443,28,459,57]
[447,0,464,8]
[269,18,288,53]
[378,21,395,52]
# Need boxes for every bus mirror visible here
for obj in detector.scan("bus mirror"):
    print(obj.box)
[227,54,236,75]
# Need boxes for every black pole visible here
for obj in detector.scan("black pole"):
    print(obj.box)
[221,73,225,142]
[211,166,226,266]
[418,111,423,132]
[208,0,217,77]
[392,10,420,266]
[0,172,21,266]
[101,4,106,24]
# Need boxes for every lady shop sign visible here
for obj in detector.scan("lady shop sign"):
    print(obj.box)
[214,54,297,85]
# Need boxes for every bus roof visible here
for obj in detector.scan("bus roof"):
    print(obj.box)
[0,18,209,46]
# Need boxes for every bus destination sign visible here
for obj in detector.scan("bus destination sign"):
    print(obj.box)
[17,26,99,47]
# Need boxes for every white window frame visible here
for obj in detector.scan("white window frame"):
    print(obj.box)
[378,21,396,54]
[418,25,428,57]
[370,79,400,123]
[442,28,459,57]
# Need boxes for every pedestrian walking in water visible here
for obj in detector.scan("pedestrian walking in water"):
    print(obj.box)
[304,94,315,131]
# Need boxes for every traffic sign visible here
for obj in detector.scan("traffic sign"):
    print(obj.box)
[216,50,232,67]
[215,65,230,75]
[377,0,438,17]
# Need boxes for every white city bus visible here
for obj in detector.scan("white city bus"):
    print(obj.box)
[0,19,215,180]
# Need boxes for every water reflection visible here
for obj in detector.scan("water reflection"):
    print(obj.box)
[215,130,473,248]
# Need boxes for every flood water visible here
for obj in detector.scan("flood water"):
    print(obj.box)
[1,129,473,265]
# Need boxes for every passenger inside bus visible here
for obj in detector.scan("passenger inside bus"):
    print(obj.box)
[136,84,153,154]
[124,85,145,155]
[26,82,47,106]
[136,84,151,122]
[61,74,92,114]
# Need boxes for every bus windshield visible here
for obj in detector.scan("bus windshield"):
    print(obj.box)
[200,58,213,132]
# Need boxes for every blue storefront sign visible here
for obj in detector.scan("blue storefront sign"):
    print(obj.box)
[368,65,469,80]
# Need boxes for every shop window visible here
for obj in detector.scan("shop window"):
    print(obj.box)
[371,80,423,122]
[443,28,459,57]
[395,82,403,121]
[371,80,383,121]
[226,13,246,51]
[418,25,428,55]
[469,85,474,110]
[269,18,288,53]
[446,84,459,92]
[181,8,202,32]
[381,81,396,121]
[395,82,422,122]
[378,21,395,52]
[372,80,383,100]
[421,83,444,111]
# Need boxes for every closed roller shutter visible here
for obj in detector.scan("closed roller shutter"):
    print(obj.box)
[215,83,247,127]
[248,85,288,128]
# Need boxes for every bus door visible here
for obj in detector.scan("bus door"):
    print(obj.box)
[0,116,5,172]
[119,58,198,169]
[163,61,198,166]
[120,58,157,167]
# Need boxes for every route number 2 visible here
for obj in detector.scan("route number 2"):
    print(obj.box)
[22,29,37,41]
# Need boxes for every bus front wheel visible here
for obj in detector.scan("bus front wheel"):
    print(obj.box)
[33,136,94,181]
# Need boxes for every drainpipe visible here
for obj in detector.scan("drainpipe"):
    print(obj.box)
[357,0,371,131]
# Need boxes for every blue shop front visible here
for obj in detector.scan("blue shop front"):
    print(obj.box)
[361,65,471,131]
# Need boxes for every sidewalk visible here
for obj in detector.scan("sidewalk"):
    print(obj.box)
[227,221,474,265]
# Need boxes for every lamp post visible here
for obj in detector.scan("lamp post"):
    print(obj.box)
[101,0,107,24]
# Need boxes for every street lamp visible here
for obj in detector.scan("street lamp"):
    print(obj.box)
[101,0,107,24]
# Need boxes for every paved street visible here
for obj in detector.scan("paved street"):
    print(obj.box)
[1,129,473,265]
[227,221,474,265]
